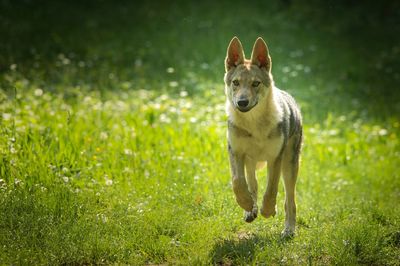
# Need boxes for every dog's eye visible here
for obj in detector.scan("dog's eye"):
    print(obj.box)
[232,80,239,86]
[252,81,261,87]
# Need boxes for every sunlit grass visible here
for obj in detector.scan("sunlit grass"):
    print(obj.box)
[1,84,399,264]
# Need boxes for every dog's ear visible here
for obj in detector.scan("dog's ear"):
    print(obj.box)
[225,37,245,72]
[251,37,271,72]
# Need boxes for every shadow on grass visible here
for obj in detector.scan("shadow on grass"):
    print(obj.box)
[210,233,292,265]
[210,236,260,265]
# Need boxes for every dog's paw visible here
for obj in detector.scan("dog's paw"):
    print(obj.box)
[260,202,276,218]
[244,206,258,223]
[281,227,295,239]
[236,195,254,212]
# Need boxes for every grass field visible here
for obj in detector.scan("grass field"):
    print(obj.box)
[1,1,400,265]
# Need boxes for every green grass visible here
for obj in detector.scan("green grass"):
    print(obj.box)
[1,1,400,265]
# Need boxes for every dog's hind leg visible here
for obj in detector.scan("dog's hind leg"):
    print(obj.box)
[229,145,254,212]
[244,158,258,222]
[281,136,301,237]
[260,157,282,218]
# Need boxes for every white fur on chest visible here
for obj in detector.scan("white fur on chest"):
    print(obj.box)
[227,97,284,163]
[230,132,283,163]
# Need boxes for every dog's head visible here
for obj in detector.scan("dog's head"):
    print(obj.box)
[224,37,273,113]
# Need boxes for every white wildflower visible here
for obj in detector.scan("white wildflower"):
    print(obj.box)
[34,88,43,96]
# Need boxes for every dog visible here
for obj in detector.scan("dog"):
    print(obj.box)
[224,37,302,237]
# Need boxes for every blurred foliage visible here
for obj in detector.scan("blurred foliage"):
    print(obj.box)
[1,0,399,123]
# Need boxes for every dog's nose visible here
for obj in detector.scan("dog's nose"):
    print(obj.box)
[237,99,249,108]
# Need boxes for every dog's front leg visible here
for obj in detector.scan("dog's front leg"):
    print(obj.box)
[244,158,258,222]
[260,157,282,218]
[228,145,253,212]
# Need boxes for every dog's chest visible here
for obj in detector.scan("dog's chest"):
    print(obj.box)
[228,118,283,161]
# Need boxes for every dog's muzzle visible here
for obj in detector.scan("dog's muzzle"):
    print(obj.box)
[235,98,257,112]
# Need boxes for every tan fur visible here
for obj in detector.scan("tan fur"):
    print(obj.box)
[224,37,302,237]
